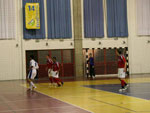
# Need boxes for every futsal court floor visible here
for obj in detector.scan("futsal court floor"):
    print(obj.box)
[1,75,150,113]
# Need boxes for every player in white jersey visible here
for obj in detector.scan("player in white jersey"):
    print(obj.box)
[27,55,38,90]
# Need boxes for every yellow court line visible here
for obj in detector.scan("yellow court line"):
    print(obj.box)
[23,78,150,113]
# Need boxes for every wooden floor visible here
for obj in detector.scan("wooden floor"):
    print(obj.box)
[1,76,150,113]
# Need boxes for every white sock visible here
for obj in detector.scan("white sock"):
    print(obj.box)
[31,81,37,88]
[30,81,35,87]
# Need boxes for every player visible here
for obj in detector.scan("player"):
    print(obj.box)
[27,55,38,91]
[51,57,64,87]
[46,55,54,85]
[116,49,129,92]
[88,53,95,79]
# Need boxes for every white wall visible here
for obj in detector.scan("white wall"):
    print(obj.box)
[127,0,150,74]
[0,40,22,80]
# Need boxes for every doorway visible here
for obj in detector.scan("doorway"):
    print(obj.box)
[26,49,75,79]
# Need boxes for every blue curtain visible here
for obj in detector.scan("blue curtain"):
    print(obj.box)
[23,0,45,39]
[107,0,128,37]
[47,0,72,39]
[84,0,104,38]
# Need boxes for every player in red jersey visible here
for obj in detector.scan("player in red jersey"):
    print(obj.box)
[46,55,54,84]
[51,57,63,87]
[116,49,129,92]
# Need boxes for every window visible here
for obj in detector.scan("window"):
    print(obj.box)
[107,0,128,37]
[0,0,16,39]
[137,0,150,35]
[47,0,72,39]
[84,0,104,38]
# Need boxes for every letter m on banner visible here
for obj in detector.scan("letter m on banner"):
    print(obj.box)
[25,3,40,29]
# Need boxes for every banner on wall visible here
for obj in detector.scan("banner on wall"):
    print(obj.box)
[25,3,40,29]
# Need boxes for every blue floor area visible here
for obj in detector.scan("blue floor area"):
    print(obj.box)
[84,83,150,100]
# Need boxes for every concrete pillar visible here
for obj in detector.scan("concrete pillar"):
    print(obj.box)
[73,0,84,77]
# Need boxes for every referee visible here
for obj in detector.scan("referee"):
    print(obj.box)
[88,53,95,79]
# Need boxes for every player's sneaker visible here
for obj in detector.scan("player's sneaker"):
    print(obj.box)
[119,88,126,92]
[124,84,129,90]
[33,86,37,90]
[125,84,129,88]
[92,76,95,79]
[57,84,61,87]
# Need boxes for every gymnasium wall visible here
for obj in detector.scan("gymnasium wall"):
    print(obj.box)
[127,0,150,74]
[0,0,149,80]
[21,0,75,79]
[0,0,22,80]
[0,40,22,80]
[82,0,150,75]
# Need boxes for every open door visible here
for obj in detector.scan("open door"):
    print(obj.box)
[26,49,75,79]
